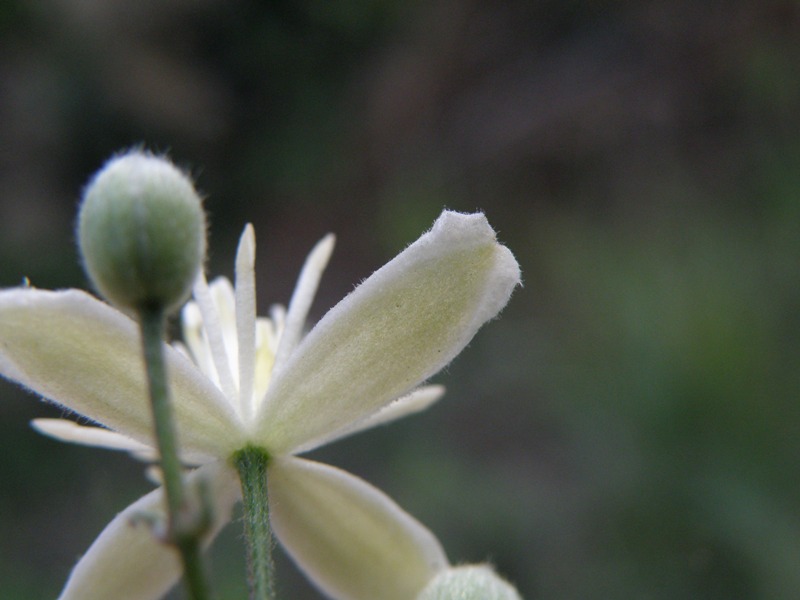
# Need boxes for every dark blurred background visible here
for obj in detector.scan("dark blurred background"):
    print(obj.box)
[2,1,799,598]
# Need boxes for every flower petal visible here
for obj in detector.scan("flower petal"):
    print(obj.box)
[291,385,445,454]
[191,274,238,403]
[31,418,211,465]
[0,288,242,457]
[235,224,258,419]
[58,461,240,600]
[269,456,449,600]
[255,211,520,454]
[272,233,335,375]
[32,418,154,454]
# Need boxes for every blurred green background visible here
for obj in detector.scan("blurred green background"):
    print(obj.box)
[1,1,799,598]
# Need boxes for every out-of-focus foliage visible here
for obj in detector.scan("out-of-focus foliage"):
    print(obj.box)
[1,1,799,598]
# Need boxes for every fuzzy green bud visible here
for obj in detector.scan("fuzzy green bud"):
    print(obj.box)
[77,151,206,313]
[417,565,522,600]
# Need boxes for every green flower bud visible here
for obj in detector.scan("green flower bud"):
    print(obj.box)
[417,565,522,600]
[77,151,206,313]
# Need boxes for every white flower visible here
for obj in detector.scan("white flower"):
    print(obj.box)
[0,210,520,600]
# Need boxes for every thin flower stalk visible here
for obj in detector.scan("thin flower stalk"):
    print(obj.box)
[139,305,210,600]
[234,446,275,600]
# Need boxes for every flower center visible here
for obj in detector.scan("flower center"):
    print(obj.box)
[180,277,284,419]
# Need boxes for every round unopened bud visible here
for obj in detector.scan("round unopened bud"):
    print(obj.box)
[78,151,206,312]
[417,565,522,600]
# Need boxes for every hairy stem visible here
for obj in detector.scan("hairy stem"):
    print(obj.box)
[234,445,275,600]
[139,305,211,600]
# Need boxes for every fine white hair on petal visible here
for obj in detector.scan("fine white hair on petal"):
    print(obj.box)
[254,210,521,455]
[272,233,335,377]
[235,224,257,420]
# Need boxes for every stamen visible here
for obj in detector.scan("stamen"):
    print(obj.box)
[180,302,215,379]
[253,319,277,404]
[269,305,286,353]
[273,234,335,375]
[235,224,257,419]
[192,272,238,406]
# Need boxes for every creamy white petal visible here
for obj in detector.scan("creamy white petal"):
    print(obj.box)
[180,303,216,381]
[255,211,521,454]
[209,277,242,385]
[0,288,243,457]
[58,461,240,600]
[235,224,258,420]
[253,318,278,405]
[269,456,449,600]
[191,274,238,403]
[32,418,154,454]
[31,419,211,465]
[291,385,445,454]
[269,304,286,338]
[272,233,335,375]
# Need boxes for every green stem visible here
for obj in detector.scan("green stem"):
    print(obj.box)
[139,305,211,600]
[234,446,275,600]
